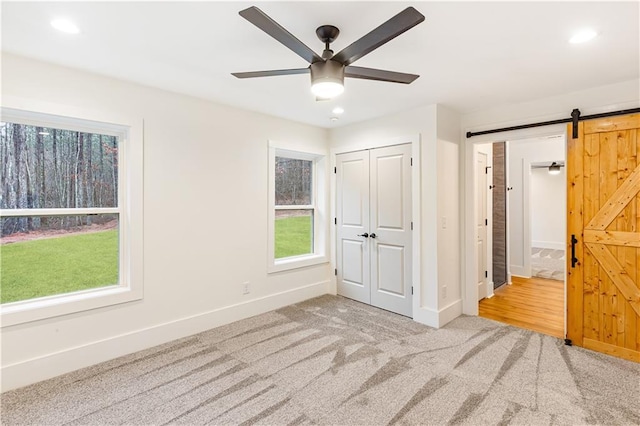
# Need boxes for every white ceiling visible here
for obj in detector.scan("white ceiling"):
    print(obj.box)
[2,1,638,128]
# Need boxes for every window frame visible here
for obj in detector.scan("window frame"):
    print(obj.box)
[0,105,143,327]
[268,143,327,273]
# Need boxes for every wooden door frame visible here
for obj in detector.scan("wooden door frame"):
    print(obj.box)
[330,136,420,319]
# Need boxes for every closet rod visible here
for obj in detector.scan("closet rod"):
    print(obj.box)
[466,107,640,139]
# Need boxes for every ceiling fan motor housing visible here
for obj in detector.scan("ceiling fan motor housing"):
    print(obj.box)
[310,60,345,86]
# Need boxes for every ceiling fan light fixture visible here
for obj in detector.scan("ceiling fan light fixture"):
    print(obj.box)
[311,81,344,98]
[310,60,345,99]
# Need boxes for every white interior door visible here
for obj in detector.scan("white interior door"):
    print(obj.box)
[336,150,370,304]
[369,144,413,316]
[476,152,488,300]
[336,144,412,317]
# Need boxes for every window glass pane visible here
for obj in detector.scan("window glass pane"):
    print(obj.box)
[0,121,118,209]
[1,214,119,304]
[275,209,313,259]
[275,157,312,205]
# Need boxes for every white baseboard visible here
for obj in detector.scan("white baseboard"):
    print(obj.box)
[413,299,462,328]
[1,281,329,392]
[532,241,565,251]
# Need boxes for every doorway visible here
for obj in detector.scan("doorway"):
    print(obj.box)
[474,134,567,337]
[335,144,413,317]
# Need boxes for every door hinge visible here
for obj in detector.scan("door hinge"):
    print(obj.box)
[334,217,337,225]
[411,286,413,295]
[485,219,488,226]
[335,268,337,276]
[485,271,488,278]
[334,166,337,174]
[410,157,413,166]
[411,221,413,230]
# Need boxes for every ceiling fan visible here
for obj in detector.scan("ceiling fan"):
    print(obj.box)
[532,161,565,175]
[232,6,425,99]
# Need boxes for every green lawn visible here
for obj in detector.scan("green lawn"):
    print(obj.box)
[275,215,313,259]
[1,230,118,304]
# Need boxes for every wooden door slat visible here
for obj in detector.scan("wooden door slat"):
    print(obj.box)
[583,338,640,363]
[584,230,640,247]
[583,133,601,340]
[584,113,640,133]
[566,122,585,343]
[586,242,640,317]
[585,163,640,230]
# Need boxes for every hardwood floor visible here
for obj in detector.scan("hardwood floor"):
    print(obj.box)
[479,276,564,338]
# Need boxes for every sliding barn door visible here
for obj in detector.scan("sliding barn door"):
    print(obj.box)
[567,114,640,362]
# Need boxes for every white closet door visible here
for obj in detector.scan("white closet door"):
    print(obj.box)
[336,150,370,304]
[336,144,413,317]
[369,144,412,317]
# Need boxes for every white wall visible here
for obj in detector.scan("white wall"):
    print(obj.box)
[507,136,565,277]
[461,78,640,315]
[436,108,461,314]
[329,104,462,327]
[531,167,566,250]
[1,53,331,391]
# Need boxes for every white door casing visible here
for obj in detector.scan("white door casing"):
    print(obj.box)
[336,144,413,317]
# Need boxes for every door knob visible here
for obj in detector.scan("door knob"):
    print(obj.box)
[369,233,377,239]
[357,233,369,238]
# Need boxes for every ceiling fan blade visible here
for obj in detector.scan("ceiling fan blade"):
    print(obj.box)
[239,6,323,64]
[332,7,425,66]
[345,66,419,84]
[232,68,310,79]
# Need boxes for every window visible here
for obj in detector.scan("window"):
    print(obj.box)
[0,107,143,326]
[268,145,327,272]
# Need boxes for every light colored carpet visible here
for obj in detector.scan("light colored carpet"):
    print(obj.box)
[2,295,639,425]
[531,248,565,281]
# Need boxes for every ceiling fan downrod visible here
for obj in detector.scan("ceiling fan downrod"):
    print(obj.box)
[316,25,340,60]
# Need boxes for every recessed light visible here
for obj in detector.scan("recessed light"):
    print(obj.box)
[569,29,597,44]
[330,117,339,122]
[51,18,80,34]
[332,107,345,115]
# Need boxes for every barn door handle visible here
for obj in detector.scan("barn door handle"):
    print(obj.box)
[571,234,578,268]
[357,233,369,238]
[369,233,377,239]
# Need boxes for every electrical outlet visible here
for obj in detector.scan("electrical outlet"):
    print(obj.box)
[242,282,250,295]
[441,216,447,229]
[442,286,447,298]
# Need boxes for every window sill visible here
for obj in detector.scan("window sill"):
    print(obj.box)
[268,254,329,273]
[1,285,142,327]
